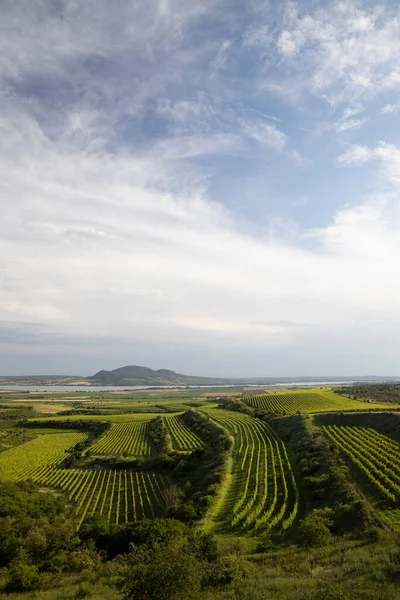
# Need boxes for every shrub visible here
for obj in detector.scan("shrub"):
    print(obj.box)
[121,538,202,600]
[7,561,41,592]
[297,516,331,548]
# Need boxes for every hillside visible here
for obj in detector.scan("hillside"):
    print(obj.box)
[88,364,229,386]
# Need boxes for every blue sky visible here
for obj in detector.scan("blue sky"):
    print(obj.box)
[2,0,400,376]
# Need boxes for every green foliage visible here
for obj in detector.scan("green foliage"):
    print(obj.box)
[122,537,202,600]
[120,519,239,600]
[7,560,41,592]
[177,410,233,521]
[334,383,400,405]
[0,427,36,453]
[271,414,375,535]
[0,405,38,421]
[148,416,172,456]
[297,515,332,548]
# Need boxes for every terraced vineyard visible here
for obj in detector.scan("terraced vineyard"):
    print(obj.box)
[91,421,152,456]
[32,467,169,528]
[202,408,298,533]
[164,414,204,451]
[243,390,395,414]
[323,425,400,502]
[0,432,87,481]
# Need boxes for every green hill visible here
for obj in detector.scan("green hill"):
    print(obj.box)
[88,364,228,386]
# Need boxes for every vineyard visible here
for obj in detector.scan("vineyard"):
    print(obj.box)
[32,467,168,528]
[201,408,298,533]
[243,390,395,414]
[164,414,204,451]
[0,432,87,481]
[90,421,152,456]
[323,425,400,502]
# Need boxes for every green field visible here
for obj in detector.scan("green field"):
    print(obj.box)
[322,425,400,502]
[90,421,153,456]
[243,389,399,414]
[0,433,87,481]
[0,387,400,599]
[35,467,169,528]
[201,407,298,534]
[164,414,205,451]
[0,390,399,539]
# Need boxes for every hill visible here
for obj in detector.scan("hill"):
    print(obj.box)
[88,364,229,386]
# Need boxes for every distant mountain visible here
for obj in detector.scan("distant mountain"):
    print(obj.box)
[1,367,400,387]
[88,365,228,386]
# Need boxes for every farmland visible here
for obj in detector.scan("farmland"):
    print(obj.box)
[322,425,400,502]
[0,432,87,481]
[34,467,168,528]
[201,407,298,533]
[243,389,398,414]
[91,421,152,456]
[164,414,204,451]
[0,385,399,600]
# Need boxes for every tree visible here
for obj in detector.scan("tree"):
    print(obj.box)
[161,484,181,514]
[122,537,203,600]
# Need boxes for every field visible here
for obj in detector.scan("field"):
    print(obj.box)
[243,389,398,414]
[1,386,400,600]
[34,467,168,528]
[1,387,399,539]
[164,414,204,451]
[0,432,87,481]
[90,421,152,456]
[322,425,400,502]
[201,407,298,534]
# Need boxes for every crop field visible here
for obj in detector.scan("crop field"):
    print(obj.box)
[32,467,168,528]
[243,390,396,414]
[202,408,298,534]
[164,414,204,451]
[28,412,167,423]
[0,433,87,481]
[91,421,152,456]
[322,425,400,503]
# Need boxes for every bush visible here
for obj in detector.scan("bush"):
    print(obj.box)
[68,548,101,573]
[122,538,203,600]
[297,516,331,548]
[7,561,41,592]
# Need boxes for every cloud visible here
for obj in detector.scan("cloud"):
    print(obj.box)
[277,30,302,57]
[249,1,400,105]
[337,142,400,181]
[209,40,232,74]
[381,103,400,114]
[334,119,367,132]
[239,119,286,150]
[3,0,400,376]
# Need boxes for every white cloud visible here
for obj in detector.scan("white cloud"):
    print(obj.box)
[381,103,400,114]
[277,30,302,57]
[249,1,400,105]
[209,40,232,73]
[3,109,400,357]
[3,0,400,375]
[334,118,367,132]
[239,119,286,150]
[337,142,400,184]
[337,144,376,166]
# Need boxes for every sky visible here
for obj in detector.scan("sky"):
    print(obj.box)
[2,0,400,377]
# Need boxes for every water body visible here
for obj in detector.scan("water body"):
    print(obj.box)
[0,381,359,393]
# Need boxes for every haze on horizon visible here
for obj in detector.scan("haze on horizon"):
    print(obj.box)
[2,1,400,378]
